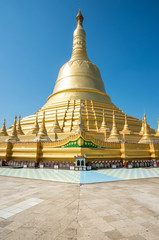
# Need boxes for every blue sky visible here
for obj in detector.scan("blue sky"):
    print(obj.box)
[0,0,159,130]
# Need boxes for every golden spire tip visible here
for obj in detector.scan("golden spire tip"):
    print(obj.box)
[76,9,84,26]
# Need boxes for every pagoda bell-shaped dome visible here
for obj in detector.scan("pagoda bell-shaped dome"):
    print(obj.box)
[46,10,112,106]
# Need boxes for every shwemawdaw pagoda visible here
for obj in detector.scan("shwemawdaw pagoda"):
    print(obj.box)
[0,10,159,170]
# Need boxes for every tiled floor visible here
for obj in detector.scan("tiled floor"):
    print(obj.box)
[0,167,159,184]
[0,176,159,240]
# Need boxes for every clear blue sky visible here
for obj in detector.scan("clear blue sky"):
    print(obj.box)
[0,0,159,130]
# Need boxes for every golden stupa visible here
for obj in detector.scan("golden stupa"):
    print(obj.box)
[0,10,159,169]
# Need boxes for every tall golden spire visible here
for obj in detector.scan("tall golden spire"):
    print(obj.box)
[110,111,118,136]
[17,115,24,135]
[100,110,108,141]
[71,9,88,61]
[139,113,153,143]
[155,119,159,136]
[49,110,62,133]
[121,114,131,134]
[38,111,47,137]
[100,110,107,132]
[143,113,150,137]
[11,115,18,137]
[35,111,50,142]
[31,113,39,135]
[108,111,122,142]
[7,115,19,142]
[0,119,8,136]
[139,117,144,135]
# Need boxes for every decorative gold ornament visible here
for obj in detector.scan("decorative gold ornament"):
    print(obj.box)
[17,115,24,135]
[0,119,8,136]
[78,138,84,146]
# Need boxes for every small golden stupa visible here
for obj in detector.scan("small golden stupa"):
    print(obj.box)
[0,10,159,169]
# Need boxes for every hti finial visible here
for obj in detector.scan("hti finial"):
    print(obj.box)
[76,9,84,26]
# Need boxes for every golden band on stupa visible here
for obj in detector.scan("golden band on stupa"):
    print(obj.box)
[0,10,159,170]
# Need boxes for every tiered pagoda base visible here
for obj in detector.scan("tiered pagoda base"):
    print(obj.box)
[0,128,159,170]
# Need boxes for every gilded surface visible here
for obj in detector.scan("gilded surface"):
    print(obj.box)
[0,10,159,164]
[47,9,112,104]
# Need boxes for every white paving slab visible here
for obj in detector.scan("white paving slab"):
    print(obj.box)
[0,198,44,219]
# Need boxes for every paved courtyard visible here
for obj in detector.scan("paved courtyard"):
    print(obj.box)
[0,167,159,184]
[0,175,159,240]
